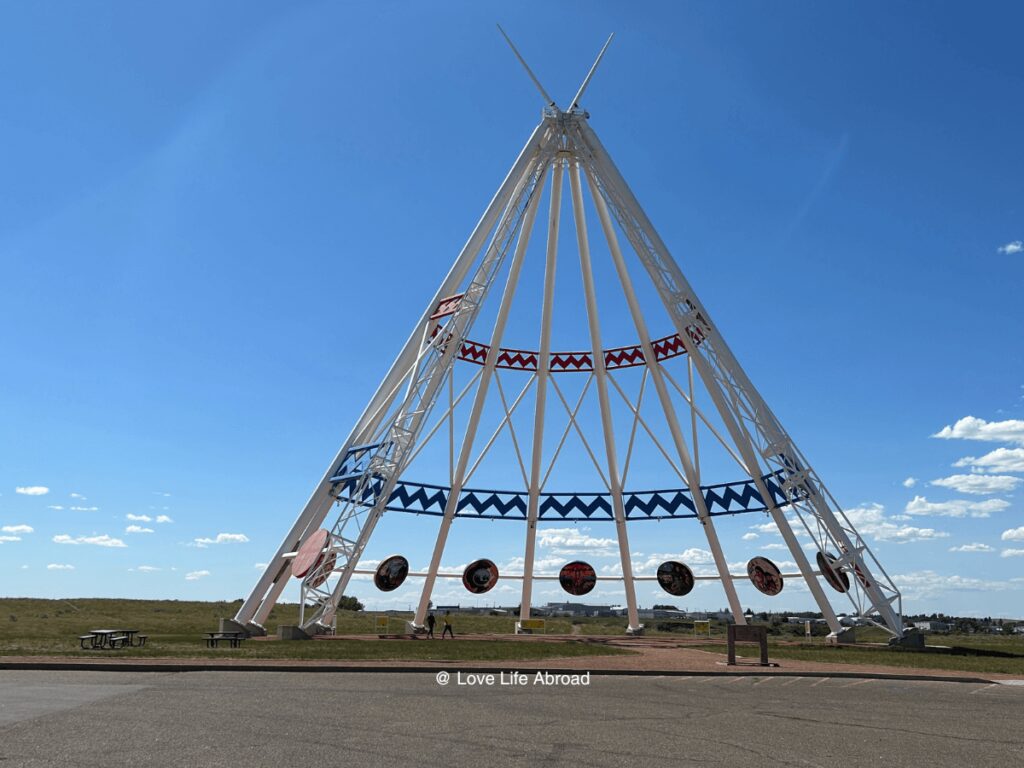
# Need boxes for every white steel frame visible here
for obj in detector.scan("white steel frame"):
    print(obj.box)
[235,36,905,638]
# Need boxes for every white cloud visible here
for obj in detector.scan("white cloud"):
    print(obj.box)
[929,474,1022,495]
[0,535,21,543]
[904,495,1010,518]
[1001,526,1024,542]
[136,565,160,572]
[741,532,759,541]
[254,563,268,569]
[933,416,1024,445]
[125,525,155,534]
[192,532,249,548]
[52,533,127,548]
[156,515,173,524]
[845,503,949,542]
[185,570,210,581]
[954,448,1024,474]
[902,477,918,488]
[894,570,1021,599]
[997,240,1023,255]
[1001,549,1024,558]
[154,492,172,497]
[948,543,995,553]
[15,486,49,496]
[537,527,617,555]
[761,543,788,551]
[46,505,64,510]
[47,563,75,571]
[1,524,33,534]
[126,514,152,522]
[69,492,87,500]
[69,506,99,512]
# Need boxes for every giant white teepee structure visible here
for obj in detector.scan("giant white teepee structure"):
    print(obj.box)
[234,32,907,640]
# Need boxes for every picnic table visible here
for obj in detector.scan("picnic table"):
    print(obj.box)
[204,631,246,648]
[79,629,147,649]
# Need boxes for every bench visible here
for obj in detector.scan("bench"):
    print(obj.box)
[108,635,130,649]
[136,635,148,647]
[78,634,100,649]
[204,632,245,648]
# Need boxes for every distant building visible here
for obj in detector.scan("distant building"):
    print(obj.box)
[913,621,951,633]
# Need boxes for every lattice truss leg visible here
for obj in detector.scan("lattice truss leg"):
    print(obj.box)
[236,77,904,640]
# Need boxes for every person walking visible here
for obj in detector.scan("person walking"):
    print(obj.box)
[441,610,454,639]
[426,612,436,639]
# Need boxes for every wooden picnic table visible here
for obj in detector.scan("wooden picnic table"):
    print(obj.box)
[84,629,145,649]
[204,631,246,648]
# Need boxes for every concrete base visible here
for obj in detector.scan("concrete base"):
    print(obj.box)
[888,629,926,650]
[626,624,645,636]
[405,621,425,636]
[825,628,856,645]
[219,618,253,636]
[277,625,311,641]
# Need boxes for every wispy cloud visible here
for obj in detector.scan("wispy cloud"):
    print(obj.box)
[69,492,87,500]
[185,570,210,581]
[1002,526,1024,542]
[191,532,249,548]
[741,532,759,541]
[894,570,1021,599]
[69,506,99,512]
[905,495,1010,519]
[537,527,617,556]
[53,533,127,548]
[47,563,75,571]
[15,486,49,496]
[1,524,33,535]
[126,514,152,522]
[997,240,1022,255]
[1001,549,1024,558]
[954,448,1024,474]
[0,535,22,543]
[47,505,64,510]
[933,416,1024,445]
[902,477,918,488]
[948,543,994,553]
[156,515,173,524]
[845,503,949,542]
[135,565,160,572]
[929,474,1022,495]
[125,525,155,534]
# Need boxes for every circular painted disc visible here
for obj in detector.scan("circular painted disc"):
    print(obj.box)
[292,529,329,579]
[656,561,695,597]
[462,559,499,594]
[816,551,850,593]
[374,555,410,592]
[747,556,784,596]
[306,551,336,589]
[559,561,597,596]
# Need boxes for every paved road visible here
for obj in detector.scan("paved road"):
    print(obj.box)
[1,670,1021,767]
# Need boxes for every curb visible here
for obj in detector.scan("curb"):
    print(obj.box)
[0,660,997,684]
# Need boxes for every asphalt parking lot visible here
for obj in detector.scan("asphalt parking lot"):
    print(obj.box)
[1,670,1021,767]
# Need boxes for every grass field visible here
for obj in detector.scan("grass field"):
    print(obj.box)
[696,631,1024,676]
[0,598,633,662]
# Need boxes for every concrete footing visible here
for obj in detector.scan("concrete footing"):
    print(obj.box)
[888,629,926,649]
[626,624,645,636]
[219,618,255,636]
[825,628,857,645]
[277,625,311,641]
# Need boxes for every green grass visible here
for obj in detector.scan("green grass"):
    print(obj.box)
[0,598,632,662]
[692,632,1024,676]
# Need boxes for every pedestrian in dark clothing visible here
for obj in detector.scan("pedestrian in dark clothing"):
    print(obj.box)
[426,612,436,639]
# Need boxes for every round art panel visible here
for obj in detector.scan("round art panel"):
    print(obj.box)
[306,551,336,589]
[559,561,597,596]
[656,561,695,597]
[462,559,499,594]
[747,556,784,596]
[374,555,410,592]
[292,529,330,579]
[816,551,850,594]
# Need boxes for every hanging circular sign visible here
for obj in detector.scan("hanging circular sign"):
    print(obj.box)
[462,559,499,594]
[747,556,784,596]
[816,551,850,594]
[656,561,695,597]
[374,555,410,592]
[292,529,330,579]
[306,551,336,589]
[559,560,597,596]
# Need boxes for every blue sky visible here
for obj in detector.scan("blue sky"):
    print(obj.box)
[1,2,1022,619]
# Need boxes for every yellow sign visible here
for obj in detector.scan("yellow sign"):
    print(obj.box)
[519,618,546,631]
[375,616,390,633]
[694,620,711,637]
